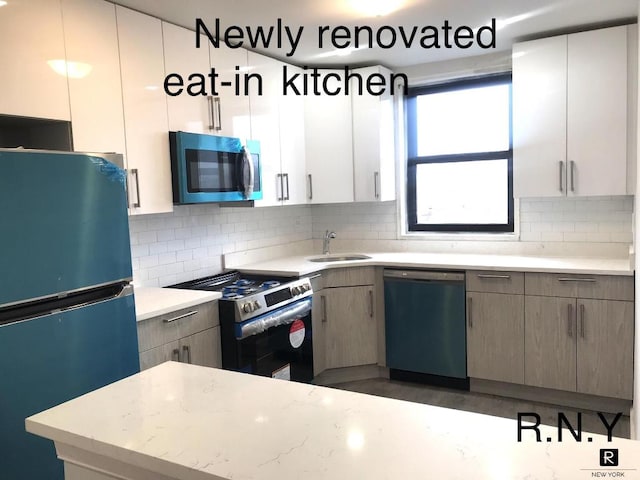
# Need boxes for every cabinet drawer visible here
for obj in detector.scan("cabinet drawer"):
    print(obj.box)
[466,270,524,294]
[323,267,375,287]
[137,301,219,352]
[525,273,633,300]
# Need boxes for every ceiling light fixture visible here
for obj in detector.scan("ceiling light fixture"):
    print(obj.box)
[47,59,92,79]
[315,46,367,59]
[0,1,7,7]
[346,0,406,17]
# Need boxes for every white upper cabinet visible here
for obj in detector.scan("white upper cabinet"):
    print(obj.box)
[116,6,172,215]
[352,66,396,202]
[513,25,629,197]
[566,27,627,196]
[162,22,210,134]
[61,0,126,156]
[304,70,354,204]
[278,64,307,205]
[0,0,70,120]
[209,44,252,142]
[247,51,282,207]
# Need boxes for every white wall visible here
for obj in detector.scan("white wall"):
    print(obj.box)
[632,0,640,441]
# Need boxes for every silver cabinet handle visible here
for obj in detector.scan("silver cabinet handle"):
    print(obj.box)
[172,348,180,361]
[163,310,198,323]
[214,97,222,131]
[182,345,191,364]
[559,161,564,193]
[558,277,596,283]
[579,304,585,338]
[207,96,222,131]
[477,274,511,279]
[283,173,290,201]
[567,303,573,338]
[368,290,374,318]
[276,173,283,201]
[467,296,473,328]
[374,171,380,199]
[308,174,313,200]
[130,168,141,208]
[207,96,215,130]
[321,295,327,323]
[570,160,575,192]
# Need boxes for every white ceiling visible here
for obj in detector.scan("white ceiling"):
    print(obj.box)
[112,0,638,69]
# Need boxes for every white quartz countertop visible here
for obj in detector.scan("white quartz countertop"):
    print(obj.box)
[26,362,640,480]
[232,251,633,277]
[134,287,221,321]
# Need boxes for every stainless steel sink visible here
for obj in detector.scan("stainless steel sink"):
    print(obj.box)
[308,254,371,263]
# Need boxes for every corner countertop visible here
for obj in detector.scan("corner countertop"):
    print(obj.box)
[134,287,221,322]
[231,252,634,277]
[26,362,640,480]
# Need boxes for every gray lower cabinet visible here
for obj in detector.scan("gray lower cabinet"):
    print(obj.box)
[577,299,634,399]
[466,292,524,384]
[466,270,525,384]
[137,301,221,370]
[524,296,577,391]
[524,273,635,400]
[311,289,327,376]
[325,285,377,369]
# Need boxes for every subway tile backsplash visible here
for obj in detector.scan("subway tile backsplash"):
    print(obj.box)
[130,196,633,287]
[129,204,312,287]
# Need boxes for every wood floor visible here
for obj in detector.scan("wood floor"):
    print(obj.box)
[330,377,631,439]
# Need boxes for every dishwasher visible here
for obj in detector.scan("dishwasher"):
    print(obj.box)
[384,269,468,389]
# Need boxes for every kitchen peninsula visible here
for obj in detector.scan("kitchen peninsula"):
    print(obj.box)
[26,362,640,480]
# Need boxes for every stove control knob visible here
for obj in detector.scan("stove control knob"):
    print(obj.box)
[301,284,310,292]
[253,300,261,310]
[242,303,253,313]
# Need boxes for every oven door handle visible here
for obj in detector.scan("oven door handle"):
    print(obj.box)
[235,299,312,340]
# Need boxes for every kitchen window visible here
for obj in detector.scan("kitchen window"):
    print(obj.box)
[406,74,514,233]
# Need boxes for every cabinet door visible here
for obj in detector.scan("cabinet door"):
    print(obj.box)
[248,51,282,207]
[524,296,576,391]
[352,66,396,202]
[467,292,524,384]
[325,286,377,369]
[62,0,126,155]
[577,299,634,399]
[304,70,354,204]
[513,36,567,197]
[209,45,252,142]
[116,6,172,215]
[162,22,210,133]
[311,291,327,376]
[180,326,222,368]
[0,0,70,120]
[567,26,627,196]
[279,64,308,205]
[139,340,180,370]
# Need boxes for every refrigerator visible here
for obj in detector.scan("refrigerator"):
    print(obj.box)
[0,149,140,479]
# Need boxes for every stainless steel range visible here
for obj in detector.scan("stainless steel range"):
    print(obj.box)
[172,272,314,382]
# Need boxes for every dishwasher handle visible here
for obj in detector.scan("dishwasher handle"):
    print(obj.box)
[383,270,464,283]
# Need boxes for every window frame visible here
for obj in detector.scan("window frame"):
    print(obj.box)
[405,73,514,233]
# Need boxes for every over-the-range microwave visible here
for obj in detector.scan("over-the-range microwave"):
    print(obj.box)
[169,131,262,204]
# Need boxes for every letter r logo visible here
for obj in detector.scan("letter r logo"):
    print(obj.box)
[599,449,618,466]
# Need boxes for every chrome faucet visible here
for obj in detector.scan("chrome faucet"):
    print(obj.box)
[323,230,337,255]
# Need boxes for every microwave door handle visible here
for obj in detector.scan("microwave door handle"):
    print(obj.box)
[241,146,254,199]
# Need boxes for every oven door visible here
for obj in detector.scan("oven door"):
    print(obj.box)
[225,299,313,382]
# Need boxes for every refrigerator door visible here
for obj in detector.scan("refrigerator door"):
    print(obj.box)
[0,292,139,480]
[0,150,132,306]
